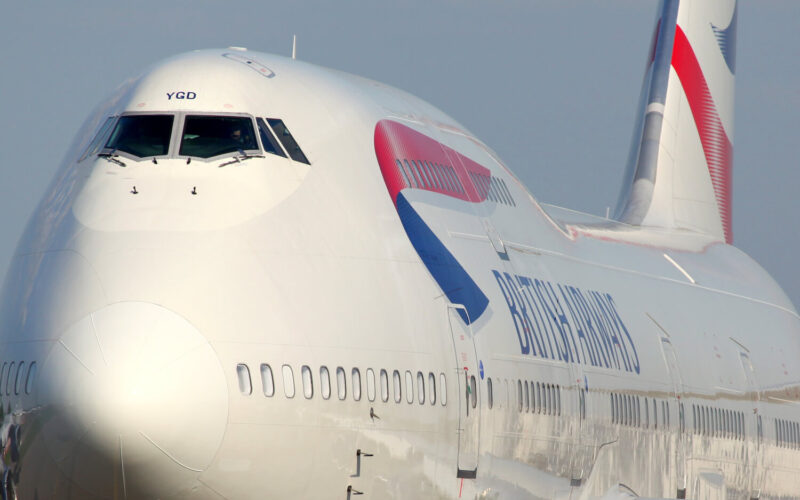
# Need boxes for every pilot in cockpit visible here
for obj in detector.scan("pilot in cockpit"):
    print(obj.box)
[229,126,244,145]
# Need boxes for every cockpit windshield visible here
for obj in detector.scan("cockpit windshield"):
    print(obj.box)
[105,115,174,158]
[179,115,258,159]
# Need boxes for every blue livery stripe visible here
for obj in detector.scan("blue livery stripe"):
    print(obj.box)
[396,193,489,324]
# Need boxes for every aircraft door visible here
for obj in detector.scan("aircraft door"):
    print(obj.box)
[447,304,480,478]
[567,361,592,487]
[649,314,687,497]
[731,340,765,499]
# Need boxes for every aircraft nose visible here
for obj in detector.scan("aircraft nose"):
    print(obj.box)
[38,302,228,498]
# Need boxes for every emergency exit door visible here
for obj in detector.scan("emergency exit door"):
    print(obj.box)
[448,304,480,478]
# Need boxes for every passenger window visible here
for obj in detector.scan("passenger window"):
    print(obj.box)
[440,373,447,406]
[613,394,619,423]
[236,364,252,395]
[429,163,441,190]
[79,116,117,162]
[487,377,493,409]
[653,399,658,429]
[428,372,436,405]
[401,160,417,188]
[697,406,702,434]
[404,160,421,187]
[418,161,432,188]
[624,394,629,425]
[14,361,24,396]
[441,164,454,191]
[757,415,762,443]
[447,166,464,194]
[556,385,561,416]
[0,362,6,395]
[723,410,728,437]
[524,380,530,413]
[336,367,346,400]
[499,179,516,206]
[260,364,275,397]
[536,382,542,413]
[396,159,412,188]
[545,384,552,415]
[282,364,295,398]
[266,118,310,164]
[301,365,313,399]
[380,369,389,402]
[412,160,430,189]
[517,380,523,412]
[441,164,456,193]
[433,162,447,190]
[392,370,403,403]
[405,371,414,404]
[739,413,743,440]
[413,160,431,188]
[425,161,440,190]
[352,368,362,401]
[481,175,493,200]
[3,362,12,396]
[417,372,425,405]
[180,115,258,159]
[257,117,287,158]
[24,362,36,395]
[106,114,174,158]
[469,375,477,409]
[486,177,498,202]
[366,368,376,402]
[491,178,505,204]
[393,370,402,403]
[486,176,497,202]
[320,366,331,400]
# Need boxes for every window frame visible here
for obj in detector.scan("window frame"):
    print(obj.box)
[101,112,177,161]
[177,113,261,161]
[236,363,252,396]
[79,116,118,163]
[260,363,275,397]
[265,118,311,164]
[320,366,331,400]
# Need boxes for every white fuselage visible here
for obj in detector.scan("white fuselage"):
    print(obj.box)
[0,48,798,500]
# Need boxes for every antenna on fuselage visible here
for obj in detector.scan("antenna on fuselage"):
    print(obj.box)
[292,35,297,60]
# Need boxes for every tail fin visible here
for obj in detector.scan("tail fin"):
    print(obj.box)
[615,0,737,243]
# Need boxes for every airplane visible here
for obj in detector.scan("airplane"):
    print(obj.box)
[0,0,797,498]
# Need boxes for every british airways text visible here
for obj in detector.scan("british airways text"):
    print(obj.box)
[493,270,640,374]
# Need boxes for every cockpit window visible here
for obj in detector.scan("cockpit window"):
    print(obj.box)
[267,118,310,164]
[179,115,258,159]
[257,118,286,158]
[105,115,174,158]
[79,116,116,162]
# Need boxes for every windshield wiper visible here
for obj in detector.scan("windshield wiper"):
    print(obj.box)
[98,150,126,167]
[218,150,264,168]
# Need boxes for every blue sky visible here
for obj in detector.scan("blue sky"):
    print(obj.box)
[1,1,798,307]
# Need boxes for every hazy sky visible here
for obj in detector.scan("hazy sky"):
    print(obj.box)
[1,1,798,307]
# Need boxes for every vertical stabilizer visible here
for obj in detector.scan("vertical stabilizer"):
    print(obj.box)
[615,0,737,243]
